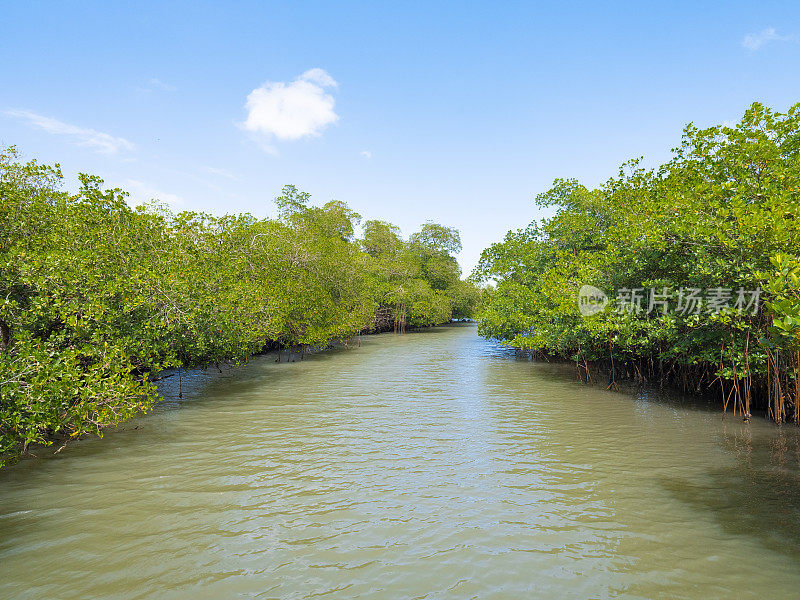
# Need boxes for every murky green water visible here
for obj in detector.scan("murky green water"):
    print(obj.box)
[2,324,800,599]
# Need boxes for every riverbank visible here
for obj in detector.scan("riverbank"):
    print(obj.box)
[1,147,479,467]
[473,102,800,423]
[3,320,467,467]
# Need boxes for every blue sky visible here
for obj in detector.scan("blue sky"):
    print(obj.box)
[2,1,799,273]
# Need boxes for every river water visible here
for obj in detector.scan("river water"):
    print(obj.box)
[2,323,800,599]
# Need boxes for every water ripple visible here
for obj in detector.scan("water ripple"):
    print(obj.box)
[2,324,800,598]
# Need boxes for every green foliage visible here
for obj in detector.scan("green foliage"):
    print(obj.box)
[409,221,462,255]
[763,254,800,346]
[0,147,480,465]
[361,218,474,330]
[474,102,800,419]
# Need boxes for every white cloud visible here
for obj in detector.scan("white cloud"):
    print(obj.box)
[742,28,792,50]
[243,68,339,145]
[299,67,338,88]
[123,179,184,209]
[148,78,177,92]
[204,166,240,180]
[4,109,135,154]
[135,78,177,93]
[360,150,372,159]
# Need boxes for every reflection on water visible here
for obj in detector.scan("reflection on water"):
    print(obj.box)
[2,323,800,599]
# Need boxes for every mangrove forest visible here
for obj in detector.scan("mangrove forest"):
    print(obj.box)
[473,101,800,423]
[0,146,479,466]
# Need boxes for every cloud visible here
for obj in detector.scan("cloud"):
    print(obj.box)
[135,78,177,93]
[742,28,793,50]
[243,68,339,145]
[148,78,177,92]
[360,150,372,159]
[4,109,135,154]
[123,179,184,209]
[204,166,240,180]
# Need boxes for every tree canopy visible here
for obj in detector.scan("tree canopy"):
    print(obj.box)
[473,102,800,422]
[0,150,478,466]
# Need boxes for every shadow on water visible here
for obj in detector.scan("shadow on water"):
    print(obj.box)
[7,326,470,472]
[490,338,800,561]
[5,336,370,472]
[156,341,361,404]
[660,427,800,560]
[6,326,468,474]
[520,354,741,418]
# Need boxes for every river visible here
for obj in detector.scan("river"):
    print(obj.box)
[2,323,800,599]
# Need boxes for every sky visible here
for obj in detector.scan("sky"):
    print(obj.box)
[2,1,800,274]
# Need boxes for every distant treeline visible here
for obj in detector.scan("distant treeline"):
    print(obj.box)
[0,148,479,466]
[474,102,800,422]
